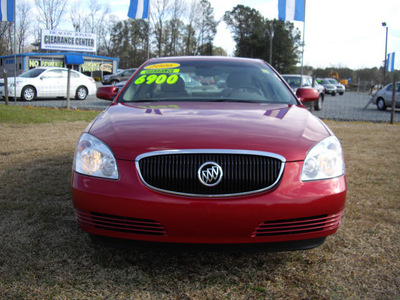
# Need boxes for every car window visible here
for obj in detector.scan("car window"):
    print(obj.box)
[120,60,296,104]
[20,68,46,78]
[71,71,80,78]
[45,70,63,78]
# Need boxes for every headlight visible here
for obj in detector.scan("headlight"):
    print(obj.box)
[73,133,119,179]
[301,136,345,181]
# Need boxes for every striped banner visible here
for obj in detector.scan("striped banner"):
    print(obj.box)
[0,0,14,22]
[278,0,305,22]
[387,52,395,72]
[127,0,149,19]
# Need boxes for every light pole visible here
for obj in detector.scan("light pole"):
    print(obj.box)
[382,22,388,85]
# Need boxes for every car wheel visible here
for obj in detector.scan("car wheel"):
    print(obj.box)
[331,92,336,96]
[110,80,119,85]
[377,98,387,111]
[339,92,344,95]
[314,94,323,111]
[75,86,88,100]
[21,86,36,101]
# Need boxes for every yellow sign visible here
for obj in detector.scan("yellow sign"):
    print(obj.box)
[144,63,180,70]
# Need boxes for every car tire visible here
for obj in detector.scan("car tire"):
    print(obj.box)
[377,98,387,111]
[75,86,88,100]
[314,94,323,111]
[21,86,36,101]
[331,92,336,96]
[110,80,119,85]
[339,92,344,95]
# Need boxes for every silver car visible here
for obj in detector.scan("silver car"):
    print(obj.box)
[371,82,400,110]
[327,78,345,95]
[317,78,337,96]
[282,74,325,111]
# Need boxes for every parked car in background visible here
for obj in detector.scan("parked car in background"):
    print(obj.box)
[371,81,400,110]
[317,78,337,96]
[101,68,137,85]
[0,67,96,101]
[282,74,325,111]
[72,56,346,251]
[327,78,345,95]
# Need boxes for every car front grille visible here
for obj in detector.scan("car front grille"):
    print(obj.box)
[252,211,343,237]
[136,150,285,197]
[75,208,167,236]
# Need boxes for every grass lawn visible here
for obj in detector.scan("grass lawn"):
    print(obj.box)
[0,105,399,298]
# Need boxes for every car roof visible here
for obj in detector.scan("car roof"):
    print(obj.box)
[145,56,266,64]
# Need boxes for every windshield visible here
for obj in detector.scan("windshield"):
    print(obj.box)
[19,68,46,78]
[119,59,296,104]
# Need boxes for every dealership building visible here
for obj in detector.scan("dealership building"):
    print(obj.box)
[0,52,119,80]
[0,30,119,80]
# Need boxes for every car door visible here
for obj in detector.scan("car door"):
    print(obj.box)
[35,69,63,98]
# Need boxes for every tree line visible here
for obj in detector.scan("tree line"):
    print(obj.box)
[0,0,390,82]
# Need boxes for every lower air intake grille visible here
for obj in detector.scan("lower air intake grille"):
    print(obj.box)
[75,209,167,236]
[253,211,343,237]
[136,150,285,197]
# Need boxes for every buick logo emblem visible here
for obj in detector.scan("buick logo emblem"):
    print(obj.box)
[198,162,223,187]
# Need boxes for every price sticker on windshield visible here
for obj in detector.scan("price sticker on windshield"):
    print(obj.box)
[134,74,180,85]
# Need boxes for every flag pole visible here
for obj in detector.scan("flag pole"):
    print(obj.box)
[147,0,150,60]
[300,0,306,84]
[13,0,17,102]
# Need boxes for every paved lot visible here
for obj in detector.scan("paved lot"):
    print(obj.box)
[2,91,399,123]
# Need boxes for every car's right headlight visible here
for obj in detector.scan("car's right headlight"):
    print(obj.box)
[73,133,119,179]
[301,136,345,181]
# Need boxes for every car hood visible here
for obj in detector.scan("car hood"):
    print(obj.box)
[88,102,331,162]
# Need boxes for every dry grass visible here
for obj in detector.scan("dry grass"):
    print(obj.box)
[0,120,399,299]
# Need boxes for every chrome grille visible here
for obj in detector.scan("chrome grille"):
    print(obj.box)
[136,150,285,197]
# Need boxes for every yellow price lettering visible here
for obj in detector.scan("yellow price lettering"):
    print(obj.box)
[134,74,179,85]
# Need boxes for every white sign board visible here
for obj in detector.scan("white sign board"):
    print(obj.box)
[41,30,97,53]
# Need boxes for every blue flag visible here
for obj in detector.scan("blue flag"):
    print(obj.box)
[128,0,149,19]
[387,52,395,72]
[278,0,305,22]
[0,0,14,22]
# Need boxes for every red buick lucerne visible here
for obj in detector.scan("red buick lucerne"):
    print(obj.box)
[72,56,346,251]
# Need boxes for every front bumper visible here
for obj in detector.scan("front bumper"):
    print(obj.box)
[72,160,346,246]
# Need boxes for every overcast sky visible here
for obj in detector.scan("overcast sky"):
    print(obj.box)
[92,0,400,69]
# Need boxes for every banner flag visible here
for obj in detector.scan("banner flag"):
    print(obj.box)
[387,52,395,72]
[128,0,149,19]
[278,0,305,22]
[0,0,14,22]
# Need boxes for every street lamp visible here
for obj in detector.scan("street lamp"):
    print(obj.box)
[382,22,388,85]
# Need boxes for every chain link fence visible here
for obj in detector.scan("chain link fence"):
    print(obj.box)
[1,81,399,123]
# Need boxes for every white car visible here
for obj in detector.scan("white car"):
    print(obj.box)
[0,67,97,101]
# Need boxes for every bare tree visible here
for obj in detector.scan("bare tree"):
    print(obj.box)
[16,1,33,53]
[70,1,85,32]
[0,23,14,56]
[35,0,68,30]
[151,0,171,57]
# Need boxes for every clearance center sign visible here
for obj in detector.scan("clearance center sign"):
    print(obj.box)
[41,29,97,53]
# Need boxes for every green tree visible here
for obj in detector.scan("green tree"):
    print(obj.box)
[110,19,148,68]
[223,5,301,73]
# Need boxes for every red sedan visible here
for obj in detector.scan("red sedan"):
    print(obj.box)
[72,57,346,251]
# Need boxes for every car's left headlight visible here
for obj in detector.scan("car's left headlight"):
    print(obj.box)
[73,133,119,179]
[301,136,345,181]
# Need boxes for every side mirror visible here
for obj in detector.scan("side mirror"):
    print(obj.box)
[96,86,119,101]
[296,87,319,102]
